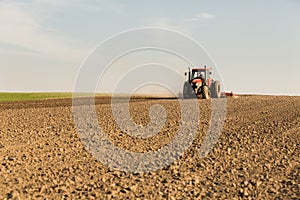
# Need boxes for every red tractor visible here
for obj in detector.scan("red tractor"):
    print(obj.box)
[183,66,221,99]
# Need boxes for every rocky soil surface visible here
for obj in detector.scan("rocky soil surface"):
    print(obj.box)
[0,96,299,199]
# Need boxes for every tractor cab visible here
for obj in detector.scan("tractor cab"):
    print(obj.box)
[186,66,213,87]
[191,70,204,79]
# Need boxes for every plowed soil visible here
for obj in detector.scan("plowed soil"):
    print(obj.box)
[0,96,299,199]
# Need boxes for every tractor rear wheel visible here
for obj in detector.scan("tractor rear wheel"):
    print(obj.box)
[183,81,194,99]
[210,81,221,98]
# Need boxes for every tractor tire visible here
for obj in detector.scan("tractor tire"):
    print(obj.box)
[210,81,221,98]
[183,81,194,99]
[202,85,210,99]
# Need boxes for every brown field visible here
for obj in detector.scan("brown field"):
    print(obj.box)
[0,96,299,199]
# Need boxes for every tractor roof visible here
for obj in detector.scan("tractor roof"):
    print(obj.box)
[192,67,212,71]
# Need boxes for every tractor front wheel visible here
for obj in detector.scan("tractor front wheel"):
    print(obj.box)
[202,85,210,99]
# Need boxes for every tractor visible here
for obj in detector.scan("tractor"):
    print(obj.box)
[183,66,221,99]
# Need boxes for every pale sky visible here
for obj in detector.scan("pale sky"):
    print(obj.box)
[0,0,299,95]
